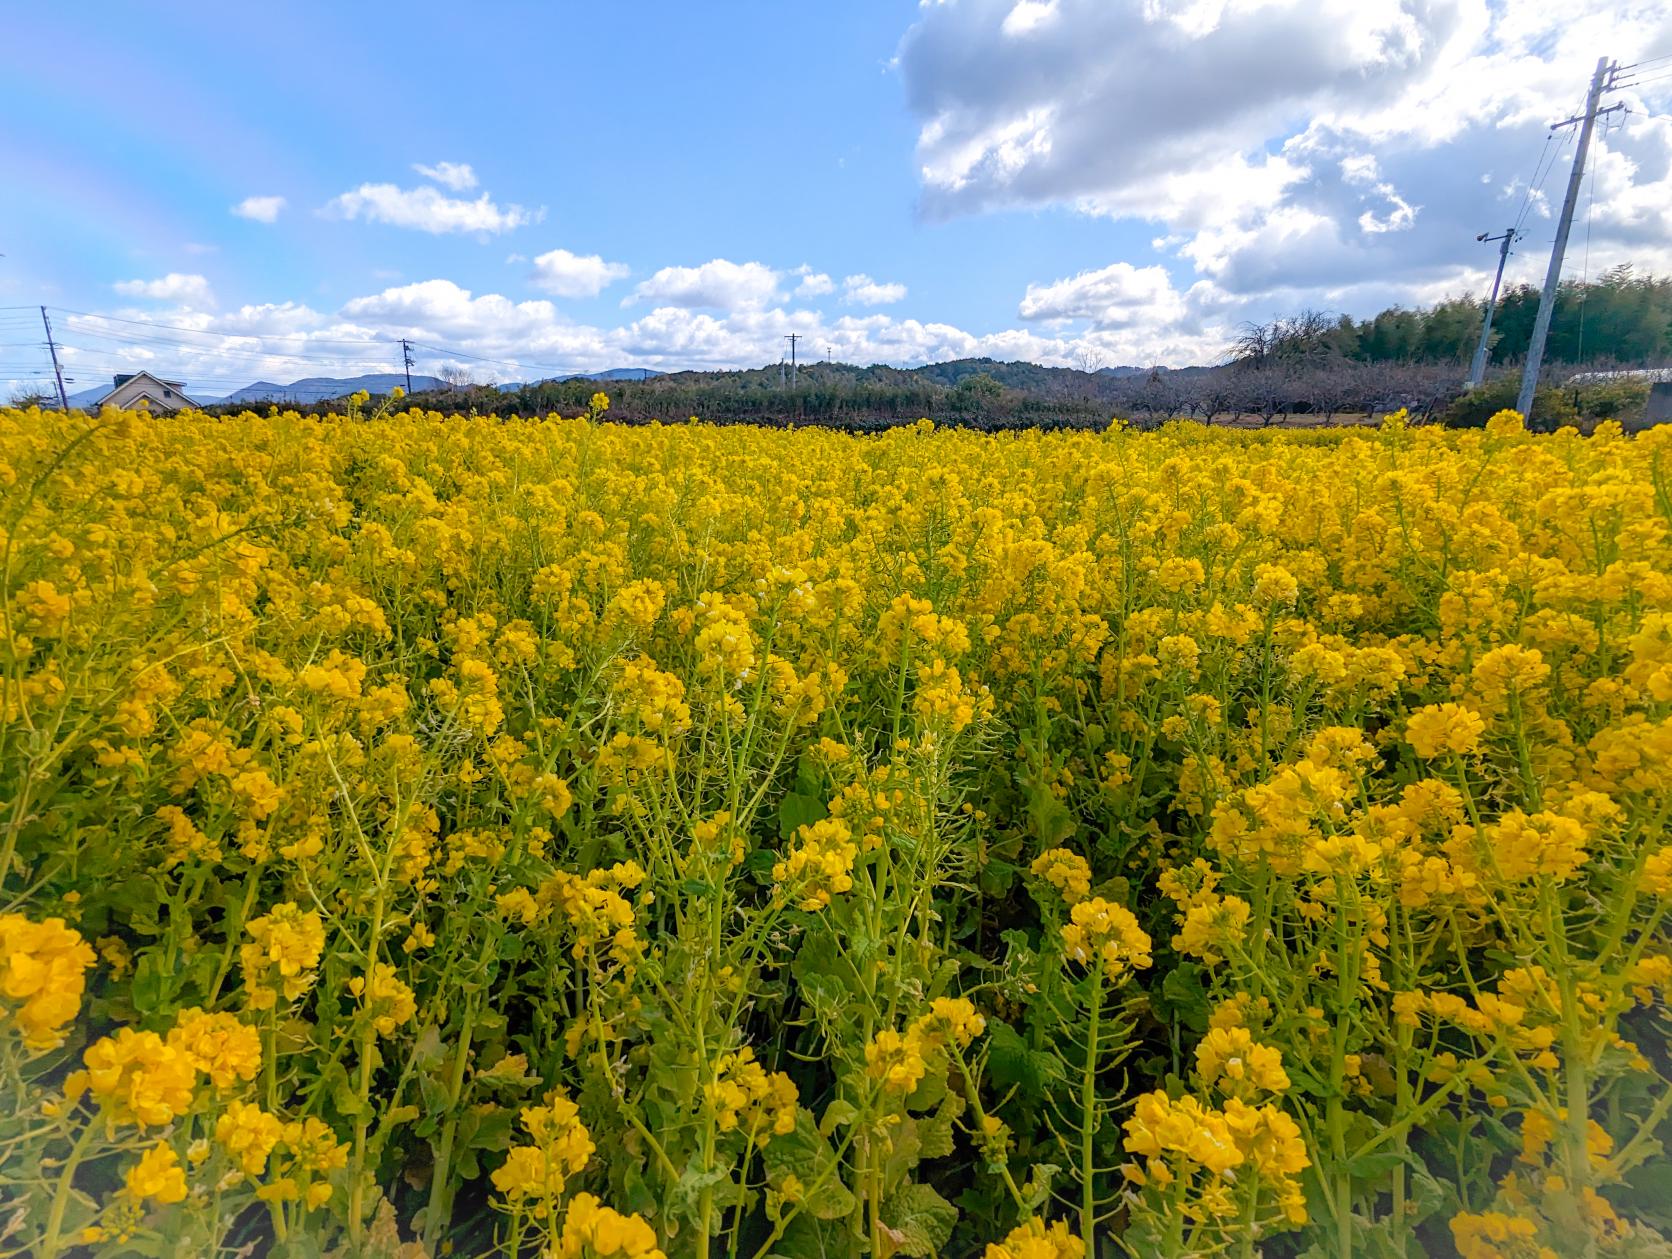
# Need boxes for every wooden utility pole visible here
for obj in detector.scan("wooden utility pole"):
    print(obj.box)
[40,307,68,412]
[1466,228,1520,389]
[1517,57,1623,419]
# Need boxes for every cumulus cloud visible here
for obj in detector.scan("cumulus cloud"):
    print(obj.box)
[842,274,909,305]
[412,161,478,191]
[1018,261,1183,326]
[232,195,286,223]
[113,273,216,305]
[899,0,1672,317]
[628,259,781,310]
[1001,0,1060,37]
[14,274,1245,405]
[528,248,631,298]
[794,267,836,298]
[324,182,542,235]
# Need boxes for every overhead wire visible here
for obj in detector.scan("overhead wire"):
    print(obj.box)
[5,307,598,397]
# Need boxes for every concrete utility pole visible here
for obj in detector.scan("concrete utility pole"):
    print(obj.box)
[1517,56,1623,419]
[40,307,68,412]
[1466,228,1520,389]
[784,333,801,387]
[400,338,415,394]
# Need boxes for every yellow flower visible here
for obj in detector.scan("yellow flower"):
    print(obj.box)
[216,1099,285,1175]
[558,1192,666,1258]
[772,817,858,911]
[865,1028,927,1095]
[1194,1026,1290,1097]
[168,1007,262,1088]
[124,1141,188,1205]
[708,1046,799,1141]
[1483,810,1589,882]
[1405,703,1486,759]
[347,962,417,1037]
[241,902,326,1008]
[492,1089,596,1214]
[1030,848,1093,904]
[1060,897,1153,980]
[68,1028,197,1129]
[984,1217,1085,1259]
[910,997,987,1051]
[1484,408,1526,437]
[1450,1210,1554,1259]
[0,913,94,1053]
[1251,564,1299,608]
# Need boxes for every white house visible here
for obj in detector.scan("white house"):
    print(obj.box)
[93,371,198,413]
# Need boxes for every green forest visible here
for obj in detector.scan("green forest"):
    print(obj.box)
[1254,265,1672,365]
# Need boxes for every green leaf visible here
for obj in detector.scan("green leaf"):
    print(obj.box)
[1026,791,1076,846]
[818,1099,858,1137]
[762,1111,857,1220]
[1344,1147,1407,1183]
[777,790,827,840]
[986,1020,1064,1098]
[1020,1163,1060,1213]
[1156,962,1210,1033]
[882,1182,959,1257]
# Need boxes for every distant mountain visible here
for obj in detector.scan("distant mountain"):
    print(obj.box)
[494,368,663,392]
[218,373,445,405]
[588,367,661,381]
[217,368,658,403]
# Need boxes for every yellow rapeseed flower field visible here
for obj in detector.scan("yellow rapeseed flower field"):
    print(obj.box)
[1,402,1669,1258]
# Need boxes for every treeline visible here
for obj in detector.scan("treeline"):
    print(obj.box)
[1238,265,1672,367]
[211,360,1478,430]
[206,358,1653,432]
[194,268,1669,431]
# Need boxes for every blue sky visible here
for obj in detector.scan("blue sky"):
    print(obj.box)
[3,1,1670,395]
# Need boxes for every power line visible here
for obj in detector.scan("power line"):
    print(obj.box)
[50,306,392,348]
[405,341,577,379]
[58,325,388,368]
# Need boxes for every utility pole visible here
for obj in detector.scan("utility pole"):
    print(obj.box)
[400,338,415,394]
[784,333,801,388]
[1466,228,1520,389]
[40,307,69,412]
[1517,56,1623,420]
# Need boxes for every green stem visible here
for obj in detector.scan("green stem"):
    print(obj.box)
[40,1119,98,1259]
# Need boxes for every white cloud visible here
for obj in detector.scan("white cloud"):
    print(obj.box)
[1002,0,1060,37]
[17,273,1246,405]
[528,248,631,298]
[412,161,478,191]
[1018,261,1183,326]
[324,182,541,235]
[113,274,216,305]
[842,274,908,305]
[232,195,286,223]
[794,267,836,298]
[898,0,1672,317]
[629,259,781,310]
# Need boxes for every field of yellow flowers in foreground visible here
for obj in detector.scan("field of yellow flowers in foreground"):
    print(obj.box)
[1,403,1670,1259]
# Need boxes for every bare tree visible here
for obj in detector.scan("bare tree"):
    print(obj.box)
[1072,346,1108,375]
